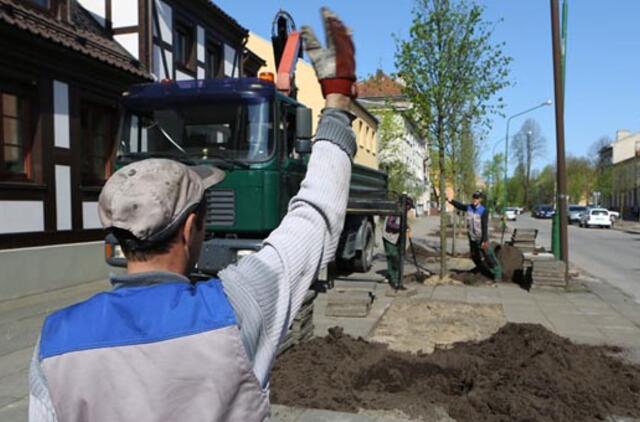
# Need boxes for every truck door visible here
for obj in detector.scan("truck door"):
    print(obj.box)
[279,102,306,217]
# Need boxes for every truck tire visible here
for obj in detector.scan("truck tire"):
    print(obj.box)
[353,222,374,273]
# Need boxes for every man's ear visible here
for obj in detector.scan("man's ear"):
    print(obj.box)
[182,213,198,248]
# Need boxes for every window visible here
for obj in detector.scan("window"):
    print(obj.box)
[1,91,31,180]
[206,42,222,78]
[81,102,115,185]
[175,22,195,71]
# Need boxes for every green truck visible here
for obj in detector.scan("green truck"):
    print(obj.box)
[106,78,395,283]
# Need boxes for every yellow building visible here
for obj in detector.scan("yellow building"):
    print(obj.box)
[246,32,378,169]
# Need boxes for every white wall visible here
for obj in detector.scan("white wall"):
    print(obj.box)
[153,46,173,80]
[154,0,173,44]
[224,44,237,77]
[55,165,72,231]
[53,81,69,149]
[77,0,106,26]
[111,0,138,27]
[197,26,205,62]
[175,70,194,81]
[82,202,101,230]
[114,33,139,60]
[0,201,44,234]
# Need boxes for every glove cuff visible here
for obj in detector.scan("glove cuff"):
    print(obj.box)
[320,78,358,98]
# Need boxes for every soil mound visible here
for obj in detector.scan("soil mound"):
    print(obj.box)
[271,324,640,422]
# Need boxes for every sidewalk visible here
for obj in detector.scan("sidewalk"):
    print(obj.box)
[614,219,640,235]
[0,279,110,419]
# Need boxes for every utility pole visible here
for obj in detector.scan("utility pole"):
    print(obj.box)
[550,0,569,279]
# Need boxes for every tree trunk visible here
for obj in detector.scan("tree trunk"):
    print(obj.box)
[438,126,447,279]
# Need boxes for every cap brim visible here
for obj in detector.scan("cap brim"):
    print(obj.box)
[191,165,226,189]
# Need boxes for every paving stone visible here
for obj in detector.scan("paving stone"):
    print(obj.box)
[431,286,466,302]
[271,404,305,422]
[0,347,31,379]
[0,370,27,409]
[589,315,638,330]
[0,397,27,422]
[298,408,375,421]
[600,327,640,347]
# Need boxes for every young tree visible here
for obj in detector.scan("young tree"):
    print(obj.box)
[482,152,504,212]
[396,0,511,278]
[511,118,546,207]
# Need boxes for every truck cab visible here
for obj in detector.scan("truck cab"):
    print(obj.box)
[108,77,389,276]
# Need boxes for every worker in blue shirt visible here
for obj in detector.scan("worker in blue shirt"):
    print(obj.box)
[448,191,502,281]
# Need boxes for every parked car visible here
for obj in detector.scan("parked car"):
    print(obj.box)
[568,205,587,224]
[533,205,555,219]
[579,208,611,228]
[504,207,517,221]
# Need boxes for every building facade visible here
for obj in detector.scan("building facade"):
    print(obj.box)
[246,32,379,169]
[598,129,640,220]
[357,71,431,215]
[0,0,261,300]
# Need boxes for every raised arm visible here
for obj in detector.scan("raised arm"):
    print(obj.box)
[448,198,468,212]
[218,8,357,388]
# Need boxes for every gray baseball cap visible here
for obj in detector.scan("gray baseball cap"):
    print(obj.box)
[98,159,225,242]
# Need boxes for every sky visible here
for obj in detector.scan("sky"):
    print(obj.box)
[215,0,640,173]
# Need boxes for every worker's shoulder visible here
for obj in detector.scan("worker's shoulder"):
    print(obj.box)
[39,279,237,360]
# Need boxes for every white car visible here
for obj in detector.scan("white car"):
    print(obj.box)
[579,208,611,228]
[608,210,620,222]
[504,207,517,221]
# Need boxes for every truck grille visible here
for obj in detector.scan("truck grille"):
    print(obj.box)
[205,189,235,226]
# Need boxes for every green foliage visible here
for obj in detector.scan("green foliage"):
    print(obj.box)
[565,156,595,204]
[395,0,511,276]
[531,165,556,206]
[482,152,504,211]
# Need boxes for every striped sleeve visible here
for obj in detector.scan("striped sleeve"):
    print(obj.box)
[219,108,354,388]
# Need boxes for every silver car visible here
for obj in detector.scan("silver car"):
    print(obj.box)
[568,205,587,224]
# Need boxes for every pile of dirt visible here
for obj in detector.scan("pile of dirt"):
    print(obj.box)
[449,269,493,285]
[271,323,640,422]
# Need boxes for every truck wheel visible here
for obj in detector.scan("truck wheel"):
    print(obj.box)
[353,222,374,273]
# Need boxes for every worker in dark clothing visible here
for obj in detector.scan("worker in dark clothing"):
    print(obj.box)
[382,197,413,288]
[448,191,502,281]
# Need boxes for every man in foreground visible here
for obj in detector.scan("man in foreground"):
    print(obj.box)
[29,8,356,421]
[448,191,502,281]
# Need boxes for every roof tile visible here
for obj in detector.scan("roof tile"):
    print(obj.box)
[0,0,151,79]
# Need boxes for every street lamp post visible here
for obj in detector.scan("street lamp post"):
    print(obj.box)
[503,100,552,211]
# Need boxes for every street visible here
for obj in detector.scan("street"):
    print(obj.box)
[511,214,640,302]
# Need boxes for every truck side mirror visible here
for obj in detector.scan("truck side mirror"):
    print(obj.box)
[295,107,312,154]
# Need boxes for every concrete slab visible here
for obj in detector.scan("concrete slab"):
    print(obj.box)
[271,404,306,421]
[431,285,466,302]
[325,291,373,318]
[0,398,26,422]
[297,408,375,422]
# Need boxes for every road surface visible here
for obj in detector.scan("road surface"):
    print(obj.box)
[510,214,640,302]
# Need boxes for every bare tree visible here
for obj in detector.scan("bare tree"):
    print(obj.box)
[589,135,612,165]
[511,118,545,207]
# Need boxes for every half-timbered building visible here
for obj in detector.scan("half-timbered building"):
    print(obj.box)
[0,0,262,299]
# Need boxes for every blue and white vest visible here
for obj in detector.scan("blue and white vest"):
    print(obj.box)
[466,204,485,242]
[37,279,269,421]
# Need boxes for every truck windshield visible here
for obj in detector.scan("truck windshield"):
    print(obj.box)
[119,99,273,162]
